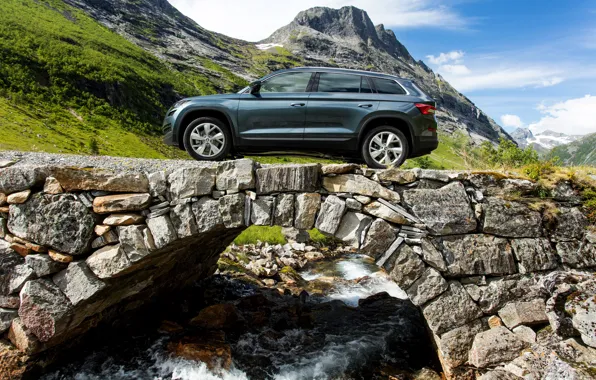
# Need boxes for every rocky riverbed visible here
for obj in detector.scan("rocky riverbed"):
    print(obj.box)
[41,244,442,380]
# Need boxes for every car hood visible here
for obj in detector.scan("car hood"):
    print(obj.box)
[187,94,240,102]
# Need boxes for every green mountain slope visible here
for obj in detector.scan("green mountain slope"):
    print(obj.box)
[550,133,596,166]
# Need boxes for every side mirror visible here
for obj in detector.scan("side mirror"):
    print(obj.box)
[249,80,261,94]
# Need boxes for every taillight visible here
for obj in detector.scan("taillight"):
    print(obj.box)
[415,103,436,115]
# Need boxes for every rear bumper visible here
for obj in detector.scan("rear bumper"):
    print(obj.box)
[409,135,439,158]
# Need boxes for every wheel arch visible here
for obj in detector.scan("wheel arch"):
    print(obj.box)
[176,107,236,149]
[358,114,415,155]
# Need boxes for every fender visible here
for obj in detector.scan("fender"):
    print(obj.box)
[175,104,239,148]
[357,111,415,147]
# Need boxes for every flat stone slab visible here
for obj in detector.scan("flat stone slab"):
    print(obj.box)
[483,198,542,238]
[441,234,517,277]
[49,167,149,193]
[92,193,151,214]
[468,326,528,368]
[497,299,548,329]
[256,164,320,194]
[323,174,400,202]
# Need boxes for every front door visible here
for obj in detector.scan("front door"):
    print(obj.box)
[305,72,380,150]
[237,71,313,147]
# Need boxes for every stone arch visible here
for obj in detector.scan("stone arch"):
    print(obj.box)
[1,159,595,378]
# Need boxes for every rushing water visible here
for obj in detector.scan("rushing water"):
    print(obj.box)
[44,253,438,380]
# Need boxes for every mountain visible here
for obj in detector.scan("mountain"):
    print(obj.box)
[0,0,511,165]
[550,133,596,166]
[511,127,583,155]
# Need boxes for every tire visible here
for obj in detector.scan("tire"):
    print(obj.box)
[183,117,232,162]
[361,126,409,169]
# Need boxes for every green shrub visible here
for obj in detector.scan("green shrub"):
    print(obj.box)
[481,138,541,168]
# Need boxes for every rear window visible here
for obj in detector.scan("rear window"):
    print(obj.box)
[372,78,407,95]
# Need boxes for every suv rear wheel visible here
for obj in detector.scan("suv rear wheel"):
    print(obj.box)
[361,126,409,169]
[183,117,231,161]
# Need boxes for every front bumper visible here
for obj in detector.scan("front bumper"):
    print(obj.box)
[162,114,176,146]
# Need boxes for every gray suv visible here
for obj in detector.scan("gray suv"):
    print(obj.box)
[163,67,438,168]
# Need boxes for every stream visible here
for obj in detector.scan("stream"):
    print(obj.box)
[43,252,440,380]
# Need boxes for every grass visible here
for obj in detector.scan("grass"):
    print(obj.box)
[233,226,336,245]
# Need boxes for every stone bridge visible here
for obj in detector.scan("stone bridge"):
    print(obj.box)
[0,158,595,378]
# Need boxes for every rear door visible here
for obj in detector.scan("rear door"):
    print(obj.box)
[237,71,313,147]
[304,72,380,148]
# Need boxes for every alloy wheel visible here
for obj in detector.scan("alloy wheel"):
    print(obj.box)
[368,131,404,167]
[189,123,226,157]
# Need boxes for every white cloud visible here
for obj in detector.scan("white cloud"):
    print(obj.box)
[439,64,471,75]
[426,51,465,65]
[500,114,524,129]
[528,95,596,135]
[169,0,469,42]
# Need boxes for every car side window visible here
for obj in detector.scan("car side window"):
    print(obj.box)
[372,78,407,95]
[260,72,313,93]
[317,73,362,93]
[361,77,373,94]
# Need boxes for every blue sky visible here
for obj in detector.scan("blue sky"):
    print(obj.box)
[171,0,596,135]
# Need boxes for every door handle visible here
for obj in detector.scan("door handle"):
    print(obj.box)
[290,103,306,107]
[358,104,373,108]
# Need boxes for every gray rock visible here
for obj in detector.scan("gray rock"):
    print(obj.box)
[437,319,485,369]
[219,193,246,229]
[256,164,320,194]
[334,212,372,248]
[556,240,596,269]
[553,181,582,203]
[192,197,224,233]
[468,326,528,368]
[422,281,484,335]
[464,284,483,302]
[216,159,255,191]
[511,238,557,273]
[146,215,178,249]
[281,227,310,243]
[170,203,198,238]
[552,207,588,242]
[390,245,426,289]
[25,255,66,277]
[478,370,521,380]
[92,193,152,214]
[8,193,95,255]
[0,243,36,295]
[315,195,346,235]
[49,167,149,193]
[323,174,400,202]
[345,198,362,211]
[441,234,516,277]
[251,196,274,226]
[0,295,20,309]
[498,299,548,329]
[419,239,447,271]
[321,163,359,175]
[274,194,294,227]
[147,171,167,198]
[406,268,448,306]
[0,308,17,334]
[565,279,596,348]
[18,279,72,342]
[168,167,216,199]
[53,261,106,306]
[294,193,321,230]
[478,276,543,314]
[483,197,542,238]
[90,230,118,249]
[86,244,132,279]
[361,219,398,260]
[353,195,372,204]
[363,201,409,224]
[403,182,477,235]
[118,225,151,263]
[377,168,419,184]
[0,166,48,194]
[512,325,536,344]
[418,169,453,182]
[8,317,41,354]
[0,217,7,239]
[102,213,144,226]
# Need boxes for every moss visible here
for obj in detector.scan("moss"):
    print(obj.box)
[217,258,249,274]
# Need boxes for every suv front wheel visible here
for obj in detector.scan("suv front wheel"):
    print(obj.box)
[361,126,409,169]
[183,117,231,161]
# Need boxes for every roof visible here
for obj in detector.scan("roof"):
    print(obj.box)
[263,67,407,82]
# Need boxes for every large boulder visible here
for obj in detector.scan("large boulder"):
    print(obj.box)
[556,239,596,269]
[168,167,216,199]
[334,212,372,248]
[273,194,294,227]
[53,262,106,306]
[315,195,346,235]
[92,193,151,214]
[468,326,528,368]
[118,225,152,263]
[361,219,398,260]
[170,203,199,238]
[478,276,543,314]
[403,182,477,235]
[216,159,255,192]
[256,164,320,194]
[8,194,95,255]
[251,196,273,226]
[294,193,321,230]
[49,167,149,193]
[146,215,178,249]
[323,174,400,202]
[406,268,448,306]
[422,281,484,335]
[511,238,557,273]
[441,234,517,277]
[219,194,246,229]
[552,207,588,242]
[0,166,48,194]
[436,319,486,369]
[483,198,542,238]
[389,245,426,289]
[18,279,72,342]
